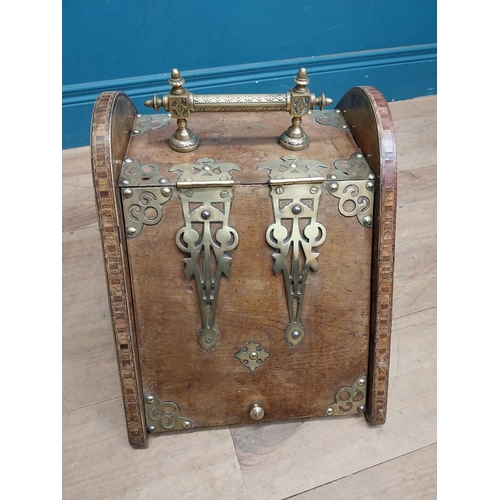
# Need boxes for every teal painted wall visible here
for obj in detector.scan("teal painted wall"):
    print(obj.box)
[62,0,437,148]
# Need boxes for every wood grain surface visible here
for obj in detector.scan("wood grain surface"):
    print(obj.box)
[121,109,373,429]
[63,95,436,499]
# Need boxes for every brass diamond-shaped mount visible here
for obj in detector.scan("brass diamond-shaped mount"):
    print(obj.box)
[234,339,270,372]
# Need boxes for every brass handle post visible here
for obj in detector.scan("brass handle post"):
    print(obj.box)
[145,67,333,153]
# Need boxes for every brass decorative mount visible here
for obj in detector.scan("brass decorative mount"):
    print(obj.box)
[144,394,193,433]
[258,155,328,346]
[325,376,367,416]
[170,157,241,352]
[234,339,270,372]
[145,67,333,153]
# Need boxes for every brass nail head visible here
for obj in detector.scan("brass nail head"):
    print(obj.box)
[249,404,265,421]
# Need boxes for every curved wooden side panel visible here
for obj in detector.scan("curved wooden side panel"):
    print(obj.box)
[337,87,397,425]
[90,92,148,447]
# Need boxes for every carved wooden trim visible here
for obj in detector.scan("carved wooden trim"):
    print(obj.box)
[337,86,397,425]
[90,92,148,447]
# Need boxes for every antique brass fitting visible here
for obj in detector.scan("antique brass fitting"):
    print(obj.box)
[145,67,333,153]
[249,403,265,421]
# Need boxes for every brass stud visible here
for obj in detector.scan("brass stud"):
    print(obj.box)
[366,181,375,191]
[357,405,365,413]
[159,178,168,184]
[357,377,366,387]
[329,182,339,192]
[362,216,373,226]
[161,187,171,197]
[292,205,302,215]
[249,404,265,421]
[326,407,334,416]
[121,178,130,186]
[146,395,154,404]
[182,421,192,429]
[249,351,258,360]
[291,330,301,339]
[126,227,137,236]
[147,425,156,433]
[123,188,133,198]
[124,158,133,163]
[201,210,211,220]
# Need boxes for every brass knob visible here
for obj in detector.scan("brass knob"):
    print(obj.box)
[249,403,264,420]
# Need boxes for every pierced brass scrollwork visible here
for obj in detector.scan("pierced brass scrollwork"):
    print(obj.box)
[326,152,375,227]
[310,108,349,130]
[325,376,367,416]
[131,114,171,136]
[144,393,192,433]
[171,157,241,352]
[119,158,173,239]
[258,155,327,346]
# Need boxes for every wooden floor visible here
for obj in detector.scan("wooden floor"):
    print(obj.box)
[62,95,437,499]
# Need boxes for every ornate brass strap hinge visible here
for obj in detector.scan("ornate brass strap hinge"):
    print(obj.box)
[171,157,241,352]
[119,158,173,238]
[144,67,333,152]
[258,155,328,346]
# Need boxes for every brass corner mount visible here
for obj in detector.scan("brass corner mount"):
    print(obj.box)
[145,67,333,153]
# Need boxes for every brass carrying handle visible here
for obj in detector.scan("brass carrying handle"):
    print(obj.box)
[144,68,333,153]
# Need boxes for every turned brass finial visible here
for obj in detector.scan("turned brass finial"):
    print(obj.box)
[315,93,333,111]
[294,67,310,92]
[169,68,185,93]
[144,94,164,112]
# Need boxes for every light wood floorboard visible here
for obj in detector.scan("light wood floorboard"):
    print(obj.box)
[62,95,436,499]
[290,444,437,500]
